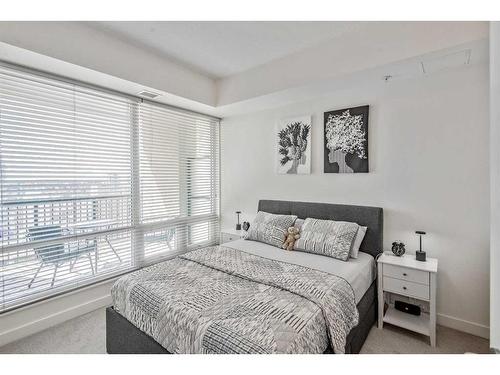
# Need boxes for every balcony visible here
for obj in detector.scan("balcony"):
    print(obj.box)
[0,196,135,310]
[1,234,132,310]
[0,194,216,311]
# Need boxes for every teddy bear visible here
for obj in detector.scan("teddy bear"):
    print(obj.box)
[282,226,300,251]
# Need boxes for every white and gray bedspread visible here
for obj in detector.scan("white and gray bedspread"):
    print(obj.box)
[111,245,359,354]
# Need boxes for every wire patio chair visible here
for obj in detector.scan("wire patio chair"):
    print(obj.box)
[27,225,97,288]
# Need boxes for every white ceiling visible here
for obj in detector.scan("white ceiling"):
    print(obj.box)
[89,21,367,78]
[1,22,487,117]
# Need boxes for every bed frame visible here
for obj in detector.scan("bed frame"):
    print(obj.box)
[106,199,384,354]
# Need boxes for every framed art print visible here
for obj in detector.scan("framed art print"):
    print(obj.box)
[324,105,369,173]
[277,115,311,174]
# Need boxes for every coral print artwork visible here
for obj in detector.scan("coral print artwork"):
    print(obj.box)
[277,115,311,174]
[324,105,369,173]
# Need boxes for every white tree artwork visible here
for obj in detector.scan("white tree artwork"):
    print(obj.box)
[324,106,369,173]
[277,116,311,174]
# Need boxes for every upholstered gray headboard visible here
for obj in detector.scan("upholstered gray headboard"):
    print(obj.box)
[258,200,383,258]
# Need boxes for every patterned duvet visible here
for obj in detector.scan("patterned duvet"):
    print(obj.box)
[111,245,359,354]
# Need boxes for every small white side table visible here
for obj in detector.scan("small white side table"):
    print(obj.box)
[220,229,244,244]
[377,253,438,346]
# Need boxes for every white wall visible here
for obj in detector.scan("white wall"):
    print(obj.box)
[221,63,490,337]
[490,22,500,351]
[0,22,216,106]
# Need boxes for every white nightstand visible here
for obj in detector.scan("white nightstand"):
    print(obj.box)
[377,253,438,346]
[220,229,244,244]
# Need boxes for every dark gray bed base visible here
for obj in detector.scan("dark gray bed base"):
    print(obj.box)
[106,199,383,354]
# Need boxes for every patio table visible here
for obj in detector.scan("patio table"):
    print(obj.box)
[69,220,122,272]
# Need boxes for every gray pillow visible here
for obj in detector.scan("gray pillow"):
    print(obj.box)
[294,218,359,261]
[245,211,297,248]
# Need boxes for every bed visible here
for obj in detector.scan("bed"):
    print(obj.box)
[106,199,383,354]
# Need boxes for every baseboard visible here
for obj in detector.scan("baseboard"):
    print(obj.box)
[437,313,490,339]
[0,293,112,347]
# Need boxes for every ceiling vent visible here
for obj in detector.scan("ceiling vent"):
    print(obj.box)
[137,90,161,99]
[420,49,471,75]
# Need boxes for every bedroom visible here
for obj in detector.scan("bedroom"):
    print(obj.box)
[1,0,499,372]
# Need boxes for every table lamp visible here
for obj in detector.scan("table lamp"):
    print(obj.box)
[415,230,426,262]
[235,211,242,231]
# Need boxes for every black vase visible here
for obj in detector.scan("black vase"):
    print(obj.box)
[242,221,250,231]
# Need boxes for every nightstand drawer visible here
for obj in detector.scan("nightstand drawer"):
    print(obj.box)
[383,276,430,300]
[383,264,429,285]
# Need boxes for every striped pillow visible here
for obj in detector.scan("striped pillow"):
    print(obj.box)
[245,211,297,248]
[293,218,359,261]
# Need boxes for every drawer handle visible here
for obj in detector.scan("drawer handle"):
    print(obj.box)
[403,286,407,290]
[403,273,407,276]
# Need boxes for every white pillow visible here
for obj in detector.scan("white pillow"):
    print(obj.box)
[350,226,367,259]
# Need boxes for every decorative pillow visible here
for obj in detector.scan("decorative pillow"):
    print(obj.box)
[244,211,298,248]
[350,225,367,259]
[293,218,359,261]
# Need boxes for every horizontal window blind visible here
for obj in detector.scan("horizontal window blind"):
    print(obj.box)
[138,102,219,262]
[0,63,220,312]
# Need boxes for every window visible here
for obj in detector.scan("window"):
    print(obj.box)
[138,102,219,262]
[0,63,220,312]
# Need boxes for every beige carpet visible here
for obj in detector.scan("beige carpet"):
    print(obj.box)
[0,308,490,354]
